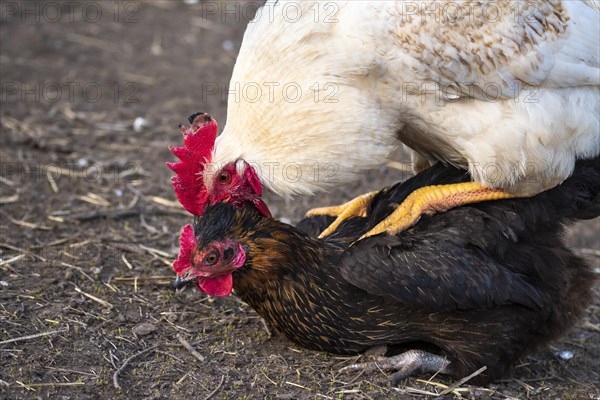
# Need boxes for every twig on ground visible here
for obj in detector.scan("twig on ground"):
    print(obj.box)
[177,335,205,362]
[203,375,225,400]
[8,244,95,282]
[260,368,278,386]
[0,254,25,267]
[155,350,185,363]
[45,366,98,377]
[46,170,59,193]
[113,345,160,389]
[65,32,112,50]
[113,276,173,283]
[582,320,600,332]
[139,244,173,258]
[15,382,84,389]
[395,386,439,396]
[0,326,69,345]
[74,286,114,309]
[285,381,309,389]
[60,262,95,283]
[121,254,134,270]
[0,194,19,204]
[14,381,35,391]
[7,216,52,230]
[575,248,600,258]
[29,237,72,249]
[439,366,487,395]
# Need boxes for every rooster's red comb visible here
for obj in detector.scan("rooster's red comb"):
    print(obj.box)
[167,112,218,215]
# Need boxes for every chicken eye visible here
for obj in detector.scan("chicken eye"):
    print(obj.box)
[204,252,219,265]
[218,171,232,185]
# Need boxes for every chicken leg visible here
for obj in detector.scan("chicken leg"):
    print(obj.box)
[307,183,519,240]
[340,349,451,386]
[306,191,378,238]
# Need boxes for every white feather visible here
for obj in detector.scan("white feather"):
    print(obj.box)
[209,0,600,196]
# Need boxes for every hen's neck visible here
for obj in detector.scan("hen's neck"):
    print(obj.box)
[231,217,342,300]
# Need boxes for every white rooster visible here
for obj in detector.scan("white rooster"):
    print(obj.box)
[174,0,600,238]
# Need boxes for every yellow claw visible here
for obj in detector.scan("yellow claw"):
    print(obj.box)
[306,191,378,238]
[359,182,520,240]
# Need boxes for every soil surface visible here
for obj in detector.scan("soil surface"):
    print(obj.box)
[1,1,599,399]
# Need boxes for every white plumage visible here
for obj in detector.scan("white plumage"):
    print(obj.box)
[208,0,600,196]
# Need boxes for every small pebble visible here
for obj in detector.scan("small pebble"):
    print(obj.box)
[555,350,573,360]
[222,40,235,51]
[133,322,157,336]
[133,117,150,132]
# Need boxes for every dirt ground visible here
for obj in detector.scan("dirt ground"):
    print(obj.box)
[0,1,598,399]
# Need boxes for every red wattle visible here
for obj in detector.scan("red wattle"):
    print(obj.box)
[254,197,272,218]
[197,274,233,297]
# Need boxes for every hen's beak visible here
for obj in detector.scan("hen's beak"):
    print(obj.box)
[174,276,196,290]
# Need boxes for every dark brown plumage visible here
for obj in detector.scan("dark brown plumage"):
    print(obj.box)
[179,156,599,384]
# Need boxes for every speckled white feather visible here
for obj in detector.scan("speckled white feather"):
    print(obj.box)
[208,0,599,196]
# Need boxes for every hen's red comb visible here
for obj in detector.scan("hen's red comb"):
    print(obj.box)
[173,224,195,274]
[172,223,235,297]
[167,113,218,215]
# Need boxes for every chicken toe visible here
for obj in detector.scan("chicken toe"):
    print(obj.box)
[340,349,450,385]
[260,317,275,340]
[306,191,377,238]
[359,182,520,240]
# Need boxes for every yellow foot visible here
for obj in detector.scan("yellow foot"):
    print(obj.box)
[306,191,378,238]
[360,182,520,240]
